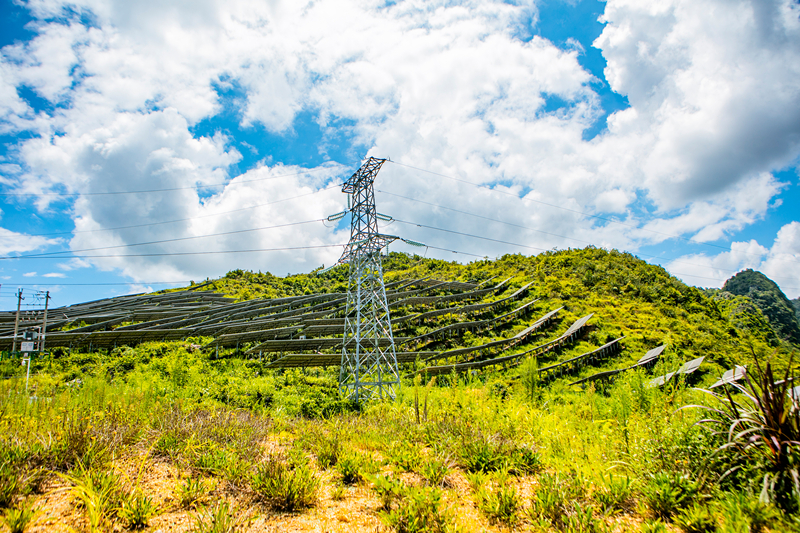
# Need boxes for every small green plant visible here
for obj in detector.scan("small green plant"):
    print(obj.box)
[331,484,347,501]
[368,474,404,510]
[564,502,597,533]
[191,501,253,533]
[60,467,122,533]
[251,454,319,511]
[2,500,39,533]
[177,476,210,509]
[642,472,697,520]
[421,455,450,487]
[477,483,519,526]
[381,484,452,533]
[673,503,718,533]
[459,432,505,473]
[508,444,542,475]
[118,492,156,529]
[464,471,487,493]
[640,520,667,533]
[528,472,569,528]
[312,431,342,469]
[594,473,633,515]
[337,451,365,485]
[388,442,422,473]
[718,492,778,533]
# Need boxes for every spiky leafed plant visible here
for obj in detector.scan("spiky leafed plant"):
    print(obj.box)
[690,355,799,512]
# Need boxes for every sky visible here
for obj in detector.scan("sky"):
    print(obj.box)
[1,0,799,310]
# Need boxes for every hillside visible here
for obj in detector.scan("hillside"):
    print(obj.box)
[721,269,800,345]
[1,248,798,533]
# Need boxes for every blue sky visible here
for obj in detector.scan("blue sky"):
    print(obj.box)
[1,0,800,309]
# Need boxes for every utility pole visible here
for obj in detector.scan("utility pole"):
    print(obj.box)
[324,157,424,402]
[12,289,23,354]
[40,291,50,353]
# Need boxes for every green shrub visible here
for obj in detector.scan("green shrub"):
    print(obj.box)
[718,492,778,533]
[251,454,319,511]
[336,451,365,485]
[60,467,122,533]
[564,502,597,533]
[459,432,505,473]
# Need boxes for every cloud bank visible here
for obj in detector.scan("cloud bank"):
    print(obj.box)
[0,0,798,296]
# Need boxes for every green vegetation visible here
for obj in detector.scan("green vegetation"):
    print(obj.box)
[721,269,800,344]
[1,248,798,531]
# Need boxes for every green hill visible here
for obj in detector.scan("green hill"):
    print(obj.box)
[721,269,800,345]
[2,247,800,531]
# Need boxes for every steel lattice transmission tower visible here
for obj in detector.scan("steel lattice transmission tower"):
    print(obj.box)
[325,157,422,401]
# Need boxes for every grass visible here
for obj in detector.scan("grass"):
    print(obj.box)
[1,250,799,531]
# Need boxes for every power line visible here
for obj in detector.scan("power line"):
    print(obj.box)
[0,166,342,198]
[378,189,800,285]
[25,184,341,238]
[3,244,346,259]
[387,160,800,265]
[4,219,323,260]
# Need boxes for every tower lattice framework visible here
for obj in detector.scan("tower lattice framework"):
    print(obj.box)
[336,157,400,401]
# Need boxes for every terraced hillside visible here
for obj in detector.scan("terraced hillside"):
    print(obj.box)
[1,248,798,533]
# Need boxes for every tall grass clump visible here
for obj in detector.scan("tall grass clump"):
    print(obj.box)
[250,453,318,511]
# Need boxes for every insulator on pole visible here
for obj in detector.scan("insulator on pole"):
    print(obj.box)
[327,210,348,222]
[376,213,393,222]
[402,238,426,247]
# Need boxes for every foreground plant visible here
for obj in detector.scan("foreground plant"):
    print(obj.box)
[690,356,800,512]
[251,454,319,511]
[2,500,39,533]
[191,501,253,533]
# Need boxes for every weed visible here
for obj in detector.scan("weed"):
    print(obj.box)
[718,492,778,533]
[311,430,342,469]
[381,484,452,533]
[421,455,450,487]
[177,476,211,509]
[118,492,156,529]
[388,441,422,473]
[331,484,347,501]
[594,473,633,515]
[191,501,253,533]
[564,502,597,533]
[673,503,718,533]
[640,520,667,533]
[528,472,569,528]
[464,471,487,493]
[337,451,365,485]
[642,471,697,520]
[0,461,21,508]
[251,454,319,511]
[2,500,39,533]
[60,467,122,533]
[508,444,542,475]
[477,483,519,526]
[459,432,505,473]
[368,474,404,510]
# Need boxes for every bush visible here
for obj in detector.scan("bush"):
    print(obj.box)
[421,455,450,487]
[594,473,633,515]
[251,454,319,512]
